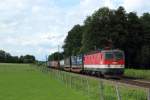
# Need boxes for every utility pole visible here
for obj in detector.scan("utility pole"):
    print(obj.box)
[45,55,48,67]
[81,54,84,72]
[4,53,7,63]
[94,45,97,50]
[58,45,60,68]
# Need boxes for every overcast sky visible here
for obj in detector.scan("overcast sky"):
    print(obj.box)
[0,0,150,60]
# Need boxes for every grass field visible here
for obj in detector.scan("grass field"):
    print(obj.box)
[66,72,148,100]
[125,68,150,80]
[0,63,88,100]
[46,68,148,100]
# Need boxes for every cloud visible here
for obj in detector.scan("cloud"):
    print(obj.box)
[0,0,68,60]
[66,0,104,26]
[122,0,150,14]
[0,0,149,60]
[0,32,64,60]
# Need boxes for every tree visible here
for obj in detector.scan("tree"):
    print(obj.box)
[124,12,143,67]
[110,6,128,49]
[19,56,24,63]
[63,25,83,56]
[63,6,150,69]
[23,55,36,63]
[82,7,113,53]
[139,13,150,68]
[0,50,20,63]
[82,7,128,52]
[48,52,64,61]
[0,50,6,62]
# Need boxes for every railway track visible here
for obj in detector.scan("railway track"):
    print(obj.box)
[78,72,150,88]
[99,77,150,88]
[49,68,150,88]
[114,77,150,88]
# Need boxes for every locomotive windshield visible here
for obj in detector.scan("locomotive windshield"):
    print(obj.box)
[104,51,124,60]
[113,51,124,60]
[105,52,113,60]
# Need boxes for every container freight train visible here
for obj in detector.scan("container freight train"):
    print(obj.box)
[48,49,125,77]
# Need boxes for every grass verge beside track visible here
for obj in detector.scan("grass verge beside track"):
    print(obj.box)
[0,63,88,100]
[57,69,148,100]
[125,68,150,80]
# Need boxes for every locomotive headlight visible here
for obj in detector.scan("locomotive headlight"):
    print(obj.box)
[112,62,117,64]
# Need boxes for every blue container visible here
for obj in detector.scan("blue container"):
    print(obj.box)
[71,55,83,66]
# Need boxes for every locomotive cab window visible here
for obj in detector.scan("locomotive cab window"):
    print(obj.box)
[114,52,124,60]
[104,52,113,60]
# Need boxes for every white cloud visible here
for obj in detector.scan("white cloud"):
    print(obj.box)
[0,0,26,10]
[0,32,64,60]
[0,0,149,60]
[122,0,150,14]
[66,0,104,26]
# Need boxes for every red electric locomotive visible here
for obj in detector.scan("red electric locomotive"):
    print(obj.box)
[84,49,125,76]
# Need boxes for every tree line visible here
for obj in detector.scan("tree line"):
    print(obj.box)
[0,50,36,63]
[62,6,150,69]
[48,52,64,61]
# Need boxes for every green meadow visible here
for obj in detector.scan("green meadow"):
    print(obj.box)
[125,68,150,80]
[0,63,88,100]
[62,71,148,100]
[0,63,148,100]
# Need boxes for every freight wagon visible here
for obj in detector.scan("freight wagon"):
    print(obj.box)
[47,61,59,69]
